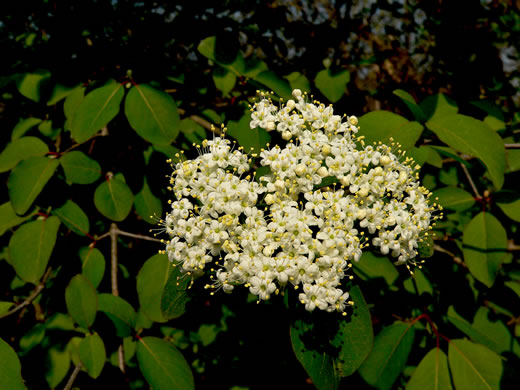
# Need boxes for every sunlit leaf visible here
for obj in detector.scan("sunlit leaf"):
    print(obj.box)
[315,69,350,103]
[16,71,51,102]
[125,84,180,145]
[9,216,60,284]
[0,338,26,390]
[393,89,427,122]
[137,253,173,323]
[406,348,452,390]
[433,187,476,211]
[0,202,34,235]
[358,111,423,151]
[45,347,70,388]
[7,156,59,215]
[59,151,101,184]
[426,114,506,189]
[97,294,136,337]
[134,178,162,224]
[47,83,80,106]
[462,212,507,287]
[65,274,98,329]
[497,198,520,222]
[448,339,502,390]
[254,71,293,100]
[419,93,457,121]
[93,175,134,221]
[137,337,195,390]
[52,199,90,236]
[71,81,124,143]
[213,67,236,96]
[285,72,311,93]
[63,85,86,122]
[358,322,415,390]
[79,333,106,379]
[11,118,42,140]
[79,247,105,289]
[227,112,270,152]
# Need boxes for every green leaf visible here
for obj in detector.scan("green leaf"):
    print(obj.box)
[358,111,423,151]
[406,348,452,390]
[462,212,507,287]
[448,339,502,390]
[137,254,173,323]
[0,136,49,173]
[253,71,293,100]
[9,217,60,284]
[0,202,34,235]
[45,347,70,388]
[16,71,51,102]
[59,151,101,184]
[404,268,433,295]
[8,156,59,214]
[65,274,98,329]
[63,85,86,121]
[213,67,236,96]
[353,251,399,285]
[426,114,506,189]
[333,286,374,377]
[134,178,162,224]
[137,337,195,390]
[71,81,124,143]
[11,117,43,140]
[226,112,270,152]
[93,175,134,221]
[433,187,476,211]
[97,293,136,337]
[197,36,218,61]
[407,146,442,168]
[497,198,520,222]
[19,323,46,353]
[290,320,339,390]
[79,333,106,379]
[0,338,27,390]
[419,93,458,121]
[0,301,14,316]
[125,84,180,145]
[393,90,427,122]
[52,199,90,236]
[284,71,311,93]
[315,69,350,103]
[161,265,190,320]
[79,247,105,289]
[47,83,80,106]
[358,322,415,390]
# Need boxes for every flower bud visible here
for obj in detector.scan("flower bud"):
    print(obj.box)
[322,144,331,155]
[266,121,276,131]
[292,89,302,98]
[282,131,292,140]
[286,99,296,110]
[348,116,358,126]
[380,155,391,165]
[317,167,329,177]
[295,164,306,176]
[265,194,275,205]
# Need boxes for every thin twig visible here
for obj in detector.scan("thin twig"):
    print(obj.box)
[118,344,126,374]
[110,223,119,297]
[63,362,82,390]
[116,230,162,242]
[505,143,520,149]
[459,162,482,200]
[433,244,467,268]
[508,240,520,251]
[0,268,52,320]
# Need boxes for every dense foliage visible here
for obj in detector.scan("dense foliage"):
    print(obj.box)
[1,1,519,389]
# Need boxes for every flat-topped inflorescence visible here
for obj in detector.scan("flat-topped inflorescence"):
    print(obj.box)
[162,89,442,315]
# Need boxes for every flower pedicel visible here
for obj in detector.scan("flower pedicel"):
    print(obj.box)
[161,89,442,315]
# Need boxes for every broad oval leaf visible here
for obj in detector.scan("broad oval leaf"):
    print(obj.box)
[59,151,101,184]
[419,93,458,121]
[358,111,423,151]
[47,83,79,106]
[426,114,506,189]
[136,336,194,390]
[79,247,105,289]
[0,202,34,235]
[71,81,124,143]
[497,198,520,222]
[125,84,180,145]
[64,85,86,122]
[12,117,43,140]
[16,71,50,103]
[358,322,415,390]
[315,69,350,103]
[213,67,236,96]
[393,89,427,122]
[227,112,270,151]
[0,338,26,390]
[45,347,70,388]
[332,286,374,377]
[79,333,106,379]
[433,187,476,211]
[9,216,60,284]
[353,251,399,285]
[161,265,190,320]
[8,156,59,215]
[285,71,311,93]
[65,274,98,329]
[97,293,136,337]
[0,137,49,173]
[93,176,134,221]
[290,319,339,390]
[448,339,502,390]
[406,348,452,390]
[137,253,173,323]
[253,71,293,100]
[463,212,507,287]
[134,178,162,224]
[52,199,90,236]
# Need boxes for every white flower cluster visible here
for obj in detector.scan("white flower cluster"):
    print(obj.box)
[163,89,440,314]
